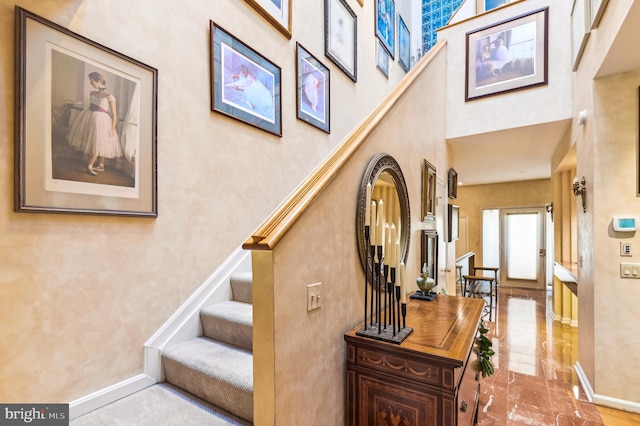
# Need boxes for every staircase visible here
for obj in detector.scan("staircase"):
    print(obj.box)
[71,272,254,425]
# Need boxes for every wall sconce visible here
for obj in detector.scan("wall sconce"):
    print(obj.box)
[572,176,586,212]
[545,202,554,221]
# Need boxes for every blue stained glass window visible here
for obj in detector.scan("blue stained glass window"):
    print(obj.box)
[422,0,464,54]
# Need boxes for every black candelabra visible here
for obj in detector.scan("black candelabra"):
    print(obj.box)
[357,224,412,344]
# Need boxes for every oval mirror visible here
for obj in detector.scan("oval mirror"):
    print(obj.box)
[356,153,410,274]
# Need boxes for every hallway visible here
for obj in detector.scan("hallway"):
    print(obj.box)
[475,287,640,426]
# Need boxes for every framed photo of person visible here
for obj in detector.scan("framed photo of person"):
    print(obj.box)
[244,0,292,39]
[398,15,410,72]
[296,43,330,133]
[376,41,389,78]
[15,7,158,217]
[324,0,357,82]
[210,21,282,136]
[465,7,548,101]
[376,0,395,58]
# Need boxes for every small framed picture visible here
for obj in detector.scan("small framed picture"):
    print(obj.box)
[15,7,158,216]
[244,0,292,39]
[590,0,609,28]
[571,0,590,71]
[376,41,390,78]
[448,204,460,242]
[376,0,396,58]
[325,0,357,82]
[398,15,410,72]
[465,7,548,101]
[448,168,458,200]
[422,160,436,221]
[210,21,282,136]
[296,43,330,133]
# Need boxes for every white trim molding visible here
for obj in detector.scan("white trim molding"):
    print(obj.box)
[575,361,640,413]
[69,374,156,419]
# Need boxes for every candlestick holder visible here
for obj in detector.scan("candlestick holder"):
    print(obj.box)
[357,257,412,344]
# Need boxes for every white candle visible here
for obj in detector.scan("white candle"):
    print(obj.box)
[395,241,400,269]
[370,201,377,247]
[389,224,397,267]
[396,216,401,243]
[364,182,372,227]
[377,199,385,246]
[383,223,389,260]
[400,262,406,303]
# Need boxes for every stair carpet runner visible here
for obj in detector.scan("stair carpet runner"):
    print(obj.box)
[70,272,254,426]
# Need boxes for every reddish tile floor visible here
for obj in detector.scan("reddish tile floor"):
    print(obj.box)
[475,287,604,426]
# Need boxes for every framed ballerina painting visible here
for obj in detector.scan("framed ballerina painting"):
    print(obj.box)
[296,43,330,133]
[15,7,158,217]
[210,21,282,136]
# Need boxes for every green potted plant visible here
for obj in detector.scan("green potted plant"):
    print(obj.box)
[474,322,495,378]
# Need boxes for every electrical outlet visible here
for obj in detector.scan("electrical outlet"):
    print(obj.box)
[307,282,322,311]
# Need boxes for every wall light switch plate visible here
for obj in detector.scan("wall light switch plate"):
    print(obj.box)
[621,242,632,256]
[307,282,322,311]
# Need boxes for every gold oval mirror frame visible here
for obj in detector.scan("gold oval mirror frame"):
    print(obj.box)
[356,153,411,274]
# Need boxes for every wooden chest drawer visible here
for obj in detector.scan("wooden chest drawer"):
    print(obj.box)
[356,346,441,387]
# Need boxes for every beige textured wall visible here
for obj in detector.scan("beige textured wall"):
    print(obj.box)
[0,0,413,402]
[571,0,636,397]
[254,47,449,425]
[590,70,640,402]
[455,179,553,268]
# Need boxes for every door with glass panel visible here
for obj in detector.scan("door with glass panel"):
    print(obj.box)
[499,207,546,289]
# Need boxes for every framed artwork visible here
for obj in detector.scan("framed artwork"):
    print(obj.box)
[376,41,389,78]
[590,0,609,29]
[296,43,330,133]
[465,7,548,101]
[448,168,458,200]
[15,7,158,217]
[210,21,282,136]
[376,0,395,58]
[421,230,439,287]
[244,0,292,39]
[422,160,436,221]
[571,0,590,71]
[448,204,460,242]
[324,0,357,82]
[398,15,410,72]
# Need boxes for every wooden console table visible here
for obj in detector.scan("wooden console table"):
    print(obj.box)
[344,294,484,426]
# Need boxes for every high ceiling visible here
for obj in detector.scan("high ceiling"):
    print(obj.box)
[448,1,640,187]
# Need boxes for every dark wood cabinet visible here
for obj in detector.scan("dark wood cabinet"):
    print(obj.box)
[345,295,484,426]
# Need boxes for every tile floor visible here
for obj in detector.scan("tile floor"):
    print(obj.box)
[474,287,632,426]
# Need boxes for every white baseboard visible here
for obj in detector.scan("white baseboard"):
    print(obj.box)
[69,374,156,419]
[575,361,640,413]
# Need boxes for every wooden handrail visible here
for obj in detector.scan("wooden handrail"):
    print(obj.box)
[242,40,447,251]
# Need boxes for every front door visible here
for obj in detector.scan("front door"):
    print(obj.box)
[500,207,546,289]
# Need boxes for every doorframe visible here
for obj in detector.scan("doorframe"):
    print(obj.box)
[499,206,547,289]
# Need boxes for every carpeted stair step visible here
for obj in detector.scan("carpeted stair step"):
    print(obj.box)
[230,272,252,304]
[162,337,253,423]
[200,301,252,351]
